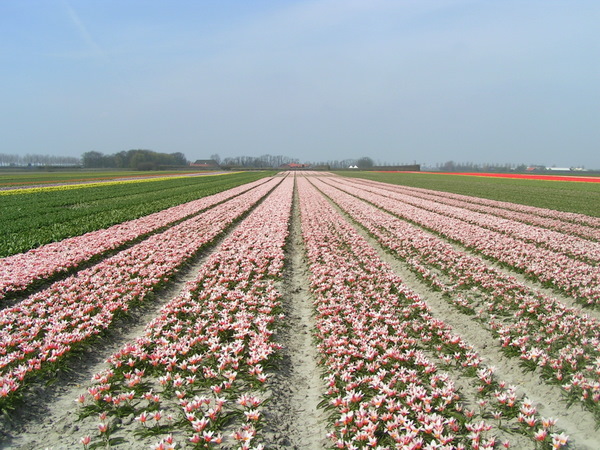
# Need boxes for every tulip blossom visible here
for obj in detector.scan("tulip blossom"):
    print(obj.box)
[296,174,568,449]
[78,176,293,447]
[0,178,272,301]
[309,175,599,419]
[0,177,283,407]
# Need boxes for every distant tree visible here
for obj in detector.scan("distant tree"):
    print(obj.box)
[82,149,188,169]
[210,153,221,165]
[82,151,107,168]
[441,161,456,172]
[356,157,374,169]
[0,153,18,166]
[113,151,128,168]
[515,164,527,172]
[168,152,188,166]
[128,151,149,170]
[0,153,79,167]
[220,154,299,169]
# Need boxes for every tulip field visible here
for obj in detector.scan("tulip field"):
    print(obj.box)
[0,172,599,449]
[0,171,270,257]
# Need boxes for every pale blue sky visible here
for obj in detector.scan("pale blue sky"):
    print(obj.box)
[2,0,599,168]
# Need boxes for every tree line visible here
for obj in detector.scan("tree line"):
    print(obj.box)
[215,154,300,168]
[214,154,377,169]
[304,157,376,169]
[0,153,80,167]
[82,150,188,170]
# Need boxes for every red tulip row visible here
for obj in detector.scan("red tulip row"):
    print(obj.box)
[0,178,271,301]
[310,176,600,422]
[0,177,282,408]
[296,176,566,449]
[349,177,600,241]
[323,177,600,305]
[346,177,600,260]
[78,176,294,449]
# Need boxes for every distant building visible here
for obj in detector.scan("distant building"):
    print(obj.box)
[189,159,220,169]
[525,166,544,172]
[279,163,311,170]
[526,166,587,172]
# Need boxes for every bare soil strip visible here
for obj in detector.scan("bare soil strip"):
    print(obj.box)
[0,179,284,448]
[472,252,600,322]
[1,175,331,450]
[261,190,329,448]
[331,199,600,449]
[0,241,222,449]
[2,175,598,449]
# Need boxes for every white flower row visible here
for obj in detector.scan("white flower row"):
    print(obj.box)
[0,177,282,405]
[0,178,271,301]
[323,177,600,305]
[297,176,566,449]
[78,175,294,449]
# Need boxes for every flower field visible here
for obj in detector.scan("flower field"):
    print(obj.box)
[0,177,271,301]
[0,172,598,449]
[0,171,271,258]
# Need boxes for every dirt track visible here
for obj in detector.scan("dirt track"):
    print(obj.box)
[1,174,598,449]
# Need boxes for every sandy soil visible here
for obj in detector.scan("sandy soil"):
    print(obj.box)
[0,245,219,449]
[259,195,329,449]
[361,232,599,449]
[0,185,598,449]
[331,199,600,449]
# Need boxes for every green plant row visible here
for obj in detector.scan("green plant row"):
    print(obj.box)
[0,170,200,187]
[0,172,274,257]
[338,171,600,218]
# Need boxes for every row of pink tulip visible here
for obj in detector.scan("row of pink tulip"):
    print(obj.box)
[0,178,271,302]
[370,177,600,229]
[311,176,600,422]
[78,176,294,449]
[350,177,600,242]
[0,177,283,407]
[297,176,567,449]
[338,178,600,265]
[324,177,600,305]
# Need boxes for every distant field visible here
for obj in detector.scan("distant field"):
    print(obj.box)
[337,171,600,217]
[0,171,273,257]
[0,169,217,188]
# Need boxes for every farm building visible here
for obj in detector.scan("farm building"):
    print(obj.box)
[189,159,221,169]
[279,163,311,170]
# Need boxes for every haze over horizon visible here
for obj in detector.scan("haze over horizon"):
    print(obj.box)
[2,1,599,169]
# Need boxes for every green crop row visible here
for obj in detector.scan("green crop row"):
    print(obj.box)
[0,169,201,187]
[0,172,274,257]
[338,171,600,217]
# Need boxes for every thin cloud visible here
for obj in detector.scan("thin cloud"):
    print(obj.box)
[61,0,107,62]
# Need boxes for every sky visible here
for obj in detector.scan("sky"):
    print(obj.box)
[2,0,599,169]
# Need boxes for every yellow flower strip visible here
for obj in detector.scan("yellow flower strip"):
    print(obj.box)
[0,172,239,196]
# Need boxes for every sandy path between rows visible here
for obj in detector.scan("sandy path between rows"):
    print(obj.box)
[0,242,220,449]
[0,186,331,449]
[1,178,598,449]
[327,195,599,449]
[260,194,329,448]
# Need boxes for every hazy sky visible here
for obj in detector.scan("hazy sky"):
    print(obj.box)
[2,1,599,168]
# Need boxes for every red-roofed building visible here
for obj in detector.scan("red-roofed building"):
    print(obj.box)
[279,163,311,169]
[189,159,220,169]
